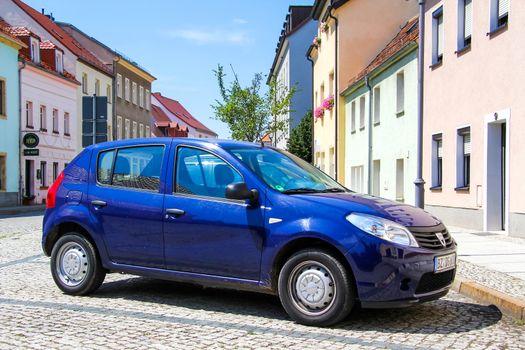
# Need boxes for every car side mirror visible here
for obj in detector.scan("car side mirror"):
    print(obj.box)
[225,182,259,204]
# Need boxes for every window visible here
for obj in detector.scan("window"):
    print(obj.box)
[432,7,444,65]
[145,126,150,137]
[320,83,325,101]
[95,79,100,96]
[396,71,405,115]
[97,149,115,185]
[432,134,443,188]
[458,0,472,49]
[329,147,335,178]
[110,146,165,191]
[350,165,364,193]
[139,123,144,138]
[52,109,59,133]
[82,73,88,94]
[124,78,130,101]
[139,86,144,108]
[26,101,33,127]
[145,89,150,110]
[175,147,242,198]
[125,119,130,139]
[132,121,138,138]
[372,160,380,196]
[456,127,471,189]
[328,72,334,97]
[107,84,112,103]
[0,154,5,191]
[39,105,47,131]
[116,74,122,98]
[117,116,123,140]
[40,161,47,187]
[30,37,40,63]
[491,0,509,30]
[0,79,5,117]
[64,112,70,136]
[359,96,365,130]
[373,86,380,124]
[350,100,356,133]
[55,51,63,74]
[53,162,59,182]
[132,82,137,105]
[396,159,405,202]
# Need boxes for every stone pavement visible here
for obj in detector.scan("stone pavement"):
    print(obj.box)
[0,215,524,349]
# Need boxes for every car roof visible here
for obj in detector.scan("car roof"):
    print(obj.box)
[88,138,265,151]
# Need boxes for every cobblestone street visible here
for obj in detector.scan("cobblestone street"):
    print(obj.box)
[0,214,524,349]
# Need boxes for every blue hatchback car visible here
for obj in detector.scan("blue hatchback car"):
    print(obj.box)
[43,138,456,326]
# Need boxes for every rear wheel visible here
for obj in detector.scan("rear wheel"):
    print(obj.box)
[50,233,106,295]
[278,249,355,326]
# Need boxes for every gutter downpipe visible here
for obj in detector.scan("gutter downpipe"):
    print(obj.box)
[328,3,338,180]
[415,0,426,208]
[18,60,25,205]
[306,52,315,164]
[112,58,117,141]
[365,75,373,195]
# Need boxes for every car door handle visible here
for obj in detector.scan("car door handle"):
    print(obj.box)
[91,200,107,207]
[166,208,185,216]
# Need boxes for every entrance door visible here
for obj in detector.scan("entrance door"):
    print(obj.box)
[486,120,507,231]
[25,160,34,198]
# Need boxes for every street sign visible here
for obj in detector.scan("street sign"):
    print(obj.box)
[82,96,108,147]
[23,133,39,148]
[23,149,39,156]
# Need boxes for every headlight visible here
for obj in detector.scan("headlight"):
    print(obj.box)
[346,213,418,247]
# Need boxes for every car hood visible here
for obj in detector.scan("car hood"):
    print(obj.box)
[292,192,441,228]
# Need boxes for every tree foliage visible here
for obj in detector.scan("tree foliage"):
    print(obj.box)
[287,111,313,163]
[212,64,296,142]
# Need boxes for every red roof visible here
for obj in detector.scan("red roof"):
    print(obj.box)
[345,17,419,89]
[152,92,217,136]
[40,40,60,50]
[13,0,112,75]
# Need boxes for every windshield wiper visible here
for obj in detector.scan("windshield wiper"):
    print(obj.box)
[281,188,323,194]
[322,188,346,193]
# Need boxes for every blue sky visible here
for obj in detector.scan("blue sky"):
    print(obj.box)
[24,0,313,138]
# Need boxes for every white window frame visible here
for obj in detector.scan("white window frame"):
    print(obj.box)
[359,95,366,130]
[116,74,122,98]
[132,121,138,138]
[116,116,123,140]
[26,101,33,128]
[64,112,70,136]
[82,73,88,94]
[125,118,130,139]
[55,50,63,74]
[124,78,130,102]
[373,86,380,124]
[39,105,47,131]
[52,108,59,133]
[432,7,444,65]
[30,37,40,63]
[139,123,144,138]
[350,100,356,133]
[132,82,137,105]
[145,126,150,137]
[145,89,150,110]
[139,86,144,108]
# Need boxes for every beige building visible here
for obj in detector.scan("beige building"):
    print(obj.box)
[422,0,524,237]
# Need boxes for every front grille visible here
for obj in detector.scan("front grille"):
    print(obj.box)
[415,269,455,295]
[409,224,454,250]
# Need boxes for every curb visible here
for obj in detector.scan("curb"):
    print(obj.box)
[452,276,525,320]
[0,205,46,217]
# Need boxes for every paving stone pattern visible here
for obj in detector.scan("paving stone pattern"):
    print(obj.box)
[0,215,524,349]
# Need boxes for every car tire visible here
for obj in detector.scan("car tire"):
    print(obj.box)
[278,249,356,327]
[50,232,106,295]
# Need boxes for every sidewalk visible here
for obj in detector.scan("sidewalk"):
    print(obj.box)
[448,226,525,320]
[0,205,46,217]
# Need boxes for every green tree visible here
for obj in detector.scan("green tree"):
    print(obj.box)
[287,111,313,163]
[212,64,296,142]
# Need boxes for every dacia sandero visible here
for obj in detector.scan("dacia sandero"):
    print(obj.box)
[43,138,456,326]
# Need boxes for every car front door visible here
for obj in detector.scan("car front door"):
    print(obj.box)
[162,145,265,281]
[88,142,170,268]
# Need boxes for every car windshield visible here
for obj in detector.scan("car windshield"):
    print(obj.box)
[227,147,347,194]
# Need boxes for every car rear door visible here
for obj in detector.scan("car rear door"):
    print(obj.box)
[88,141,171,268]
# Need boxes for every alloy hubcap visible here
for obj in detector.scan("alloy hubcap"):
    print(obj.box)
[56,242,89,287]
[288,261,336,316]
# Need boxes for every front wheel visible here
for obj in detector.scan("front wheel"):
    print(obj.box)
[50,233,106,295]
[278,249,356,326]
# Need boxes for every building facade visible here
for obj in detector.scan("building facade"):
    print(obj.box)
[151,93,217,139]
[0,22,25,206]
[423,0,523,237]
[342,19,419,204]
[57,22,155,141]
[268,6,316,149]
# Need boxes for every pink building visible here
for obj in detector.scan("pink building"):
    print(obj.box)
[422,0,523,237]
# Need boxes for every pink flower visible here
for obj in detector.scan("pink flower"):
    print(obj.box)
[320,22,329,33]
[314,106,325,119]
[322,95,334,111]
[312,36,321,48]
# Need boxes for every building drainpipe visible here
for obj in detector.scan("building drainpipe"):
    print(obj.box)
[415,0,426,208]
[365,75,373,195]
[112,59,117,140]
[328,3,338,180]
[18,60,25,206]
[306,53,314,164]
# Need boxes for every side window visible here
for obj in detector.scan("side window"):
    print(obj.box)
[97,150,115,185]
[110,146,164,191]
[175,147,242,198]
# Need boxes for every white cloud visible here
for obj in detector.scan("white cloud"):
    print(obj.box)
[233,18,248,25]
[167,29,251,45]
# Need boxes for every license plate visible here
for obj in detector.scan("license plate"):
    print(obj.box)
[434,253,456,273]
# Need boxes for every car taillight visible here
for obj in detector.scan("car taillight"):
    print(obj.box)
[46,172,65,209]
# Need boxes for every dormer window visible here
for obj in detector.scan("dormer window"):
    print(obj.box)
[30,37,40,63]
[55,51,63,74]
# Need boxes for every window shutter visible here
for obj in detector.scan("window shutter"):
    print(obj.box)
[498,0,510,18]
[463,134,471,155]
[437,140,443,158]
[437,15,444,57]
[464,0,472,38]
